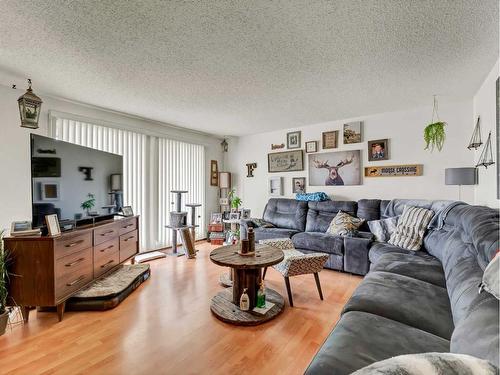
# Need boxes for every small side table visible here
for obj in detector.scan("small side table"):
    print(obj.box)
[209,244,285,326]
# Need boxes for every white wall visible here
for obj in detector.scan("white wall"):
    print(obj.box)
[227,100,475,217]
[473,60,500,208]
[0,84,223,236]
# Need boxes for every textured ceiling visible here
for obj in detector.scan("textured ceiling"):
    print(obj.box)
[0,0,498,136]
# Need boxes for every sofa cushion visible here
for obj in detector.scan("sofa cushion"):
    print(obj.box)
[369,241,417,263]
[304,311,450,375]
[370,252,446,288]
[305,200,357,232]
[253,227,299,241]
[351,353,498,375]
[326,211,365,236]
[388,205,434,250]
[451,293,500,367]
[292,232,343,256]
[342,271,454,339]
[480,253,499,300]
[262,198,308,231]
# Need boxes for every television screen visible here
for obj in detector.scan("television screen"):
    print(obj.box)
[30,134,123,228]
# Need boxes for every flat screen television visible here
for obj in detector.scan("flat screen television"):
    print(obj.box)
[30,134,123,228]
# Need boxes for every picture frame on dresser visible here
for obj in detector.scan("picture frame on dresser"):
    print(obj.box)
[45,214,61,236]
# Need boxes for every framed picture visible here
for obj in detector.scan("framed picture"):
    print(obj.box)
[368,139,389,161]
[343,121,362,144]
[292,177,306,194]
[268,150,304,173]
[121,206,134,217]
[269,176,283,196]
[40,182,60,201]
[308,150,361,186]
[210,213,222,224]
[322,131,338,149]
[210,160,219,186]
[305,141,318,153]
[229,212,240,220]
[287,131,301,149]
[219,197,229,206]
[45,214,61,236]
[241,209,251,219]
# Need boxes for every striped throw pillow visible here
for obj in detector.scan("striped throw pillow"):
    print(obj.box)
[388,205,434,251]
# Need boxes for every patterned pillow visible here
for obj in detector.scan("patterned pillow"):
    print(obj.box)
[259,238,295,250]
[295,192,330,201]
[368,216,399,242]
[388,205,434,251]
[326,211,365,237]
[351,352,497,375]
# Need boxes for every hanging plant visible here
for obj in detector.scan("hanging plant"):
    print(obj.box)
[424,96,447,152]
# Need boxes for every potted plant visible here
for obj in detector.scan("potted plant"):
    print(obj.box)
[424,95,447,152]
[0,230,9,336]
[81,193,96,216]
[228,189,242,211]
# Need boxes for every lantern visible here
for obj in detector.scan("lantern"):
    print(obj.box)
[18,79,43,129]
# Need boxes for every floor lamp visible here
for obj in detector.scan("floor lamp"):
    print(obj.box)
[445,167,478,201]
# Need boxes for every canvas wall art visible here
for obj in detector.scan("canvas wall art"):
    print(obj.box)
[343,121,362,144]
[308,150,361,186]
[268,150,304,172]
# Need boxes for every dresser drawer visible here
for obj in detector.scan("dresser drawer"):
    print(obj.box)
[55,247,93,278]
[120,230,138,262]
[94,250,119,279]
[54,232,93,260]
[118,217,137,236]
[94,224,119,246]
[94,238,119,263]
[55,260,93,301]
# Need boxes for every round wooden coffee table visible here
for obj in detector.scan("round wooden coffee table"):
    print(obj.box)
[209,243,285,326]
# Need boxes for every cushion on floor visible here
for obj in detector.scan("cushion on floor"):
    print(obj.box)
[291,232,343,255]
[305,311,450,375]
[370,252,446,288]
[67,264,150,311]
[253,227,299,241]
[342,271,454,339]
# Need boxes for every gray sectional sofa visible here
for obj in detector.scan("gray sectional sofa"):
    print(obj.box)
[243,198,499,373]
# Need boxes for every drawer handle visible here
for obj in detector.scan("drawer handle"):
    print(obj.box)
[65,258,85,267]
[65,239,84,248]
[100,245,114,252]
[100,230,115,236]
[100,259,115,268]
[122,224,134,229]
[124,236,135,242]
[66,275,85,287]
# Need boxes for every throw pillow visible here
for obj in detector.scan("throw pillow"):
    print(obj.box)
[295,192,330,202]
[368,216,399,242]
[388,205,434,251]
[252,219,275,228]
[351,352,497,375]
[480,252,499,300]
[326,211,365,237]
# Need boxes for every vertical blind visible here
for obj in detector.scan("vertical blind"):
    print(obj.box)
[50,116,205,251]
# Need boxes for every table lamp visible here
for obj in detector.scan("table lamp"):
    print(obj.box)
[445,167,478,201]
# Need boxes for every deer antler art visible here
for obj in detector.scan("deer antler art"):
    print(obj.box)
[312,154,355,186]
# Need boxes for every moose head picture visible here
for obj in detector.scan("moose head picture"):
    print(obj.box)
[308,150,361,186]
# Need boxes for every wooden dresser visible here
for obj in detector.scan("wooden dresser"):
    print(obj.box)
[4,216,139,322]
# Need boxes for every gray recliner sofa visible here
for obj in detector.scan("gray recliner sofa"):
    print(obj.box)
[305,203,499,373]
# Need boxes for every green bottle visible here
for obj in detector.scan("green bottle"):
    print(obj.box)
[256,281,266,308]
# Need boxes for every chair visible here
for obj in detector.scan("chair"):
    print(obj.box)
[260,238,329,307]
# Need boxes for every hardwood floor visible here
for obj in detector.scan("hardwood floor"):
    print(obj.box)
[0,242,362,375]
